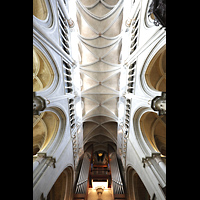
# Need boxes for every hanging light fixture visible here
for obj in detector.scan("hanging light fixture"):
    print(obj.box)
[149,0,166,27]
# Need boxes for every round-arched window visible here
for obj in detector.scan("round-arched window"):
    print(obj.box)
[33,46,54,92]
[33,111,59,155]
[33,0,48,20]
[145,45,166,92]
[140,112,166,156]
[47,166,73,200]
[126,167,150,200]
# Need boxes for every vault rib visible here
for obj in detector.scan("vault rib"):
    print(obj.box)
[78,35,120,49]
[79,32,121,40]
[84,0,116,10]
[80,70,99,83]
[79,39,99,59]
[79,60,99,67]
[101,83,119,93]
[83,116,116,124]
[101,0,117,9]
[76,5,99,35]
[101,59,122,67]
[77,0,123,147]
[101,95,119,105]
[77,0,123,36]
[77,0,123,21]
[80,66,121,73]
[83,123,100,139]
[83,126,117,145]
[81,95,100,104]
[101,123,117,138]
[83,0,99,9]
[83,113,118,122]
[101,70,121,83]
[81,84,99,94]
[101,105,118,118]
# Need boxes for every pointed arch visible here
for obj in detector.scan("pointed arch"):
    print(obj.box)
[47,166,74,200]
[126,166,150,200]
[145,45,166,92]
[33,46,54,92]
[33,111,59,155]
[33,0,48,20]
[140,111,166,156]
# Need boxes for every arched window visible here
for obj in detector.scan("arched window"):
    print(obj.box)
[33,0,48,20]
[140,112,166,157]
[47,166,73,200]
[145,45,166,92]
[33,46,54,92]
[33,111,59,155]
[126,167,150,200]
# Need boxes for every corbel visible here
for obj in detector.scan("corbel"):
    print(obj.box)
[37,153,56,168]
[123,63,129,69]
[125,18,132,28]
[142,152,160,168]
[37,152,46,158]
[142,157,147,168]
[66,18,75,28]
[142,156,152,168]
[46,156,56,168]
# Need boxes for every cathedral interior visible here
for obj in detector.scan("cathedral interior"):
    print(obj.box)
[33,0,166,199]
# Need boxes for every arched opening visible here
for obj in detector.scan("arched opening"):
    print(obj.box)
[145,45,166,92]
[33,0,48,20]
[47,166,74,200]
[133,173,150,200]
[140,112,166,157]
[126,167,150,200]
[33,111,59,155]
[33,46,54,92]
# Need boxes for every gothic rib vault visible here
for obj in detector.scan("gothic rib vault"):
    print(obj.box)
[77,0,124,152]
[33,0,166,198]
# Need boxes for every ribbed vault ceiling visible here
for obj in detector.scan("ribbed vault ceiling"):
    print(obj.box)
[76,0,123,151]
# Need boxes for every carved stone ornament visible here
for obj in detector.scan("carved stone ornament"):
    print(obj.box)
[33,92,46,115]
[151,92,166,115]
[149,0,166,27]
